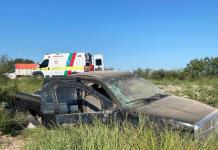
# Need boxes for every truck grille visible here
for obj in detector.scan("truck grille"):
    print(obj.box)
[202,121,211,131]
[194,111,218,139]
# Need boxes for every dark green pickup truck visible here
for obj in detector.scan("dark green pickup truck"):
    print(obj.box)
[15,71,218,139]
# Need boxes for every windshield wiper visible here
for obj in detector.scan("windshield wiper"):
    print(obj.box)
[151,93,169,99]
[125,97,149,105]
[125,93,169,105]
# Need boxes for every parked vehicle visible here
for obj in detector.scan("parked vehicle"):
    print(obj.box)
[3,69,16,79]
[32,52,104,78]
[3,64,38,79]
[15,71,218,139]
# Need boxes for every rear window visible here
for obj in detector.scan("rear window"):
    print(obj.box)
[96,59,102,66]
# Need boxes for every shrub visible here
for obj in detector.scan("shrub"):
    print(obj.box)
[0,108,25,135]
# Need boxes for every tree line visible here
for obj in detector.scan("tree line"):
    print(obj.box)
[134,57,218,80]
[0,55,34,74]
[1,54,218,80]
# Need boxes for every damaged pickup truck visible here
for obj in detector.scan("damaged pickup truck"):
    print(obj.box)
[15,71,218,139]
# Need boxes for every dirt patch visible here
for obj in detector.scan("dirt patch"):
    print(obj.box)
[158,85,190,98]
[159,85,182,93]
[0,133,25,150]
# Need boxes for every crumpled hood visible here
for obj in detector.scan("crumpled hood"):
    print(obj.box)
[130,96,217,124]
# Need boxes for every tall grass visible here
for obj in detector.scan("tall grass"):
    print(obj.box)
[1,77,218,149]
[0,76,43,93]
[15,77,43,93]
[153,78,218,107]
[24,120,218,150]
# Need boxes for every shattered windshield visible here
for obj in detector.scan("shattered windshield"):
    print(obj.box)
[105,75,165,105]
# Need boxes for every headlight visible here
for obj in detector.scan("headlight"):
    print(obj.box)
[194,110,218,139]
[168,119,194,130]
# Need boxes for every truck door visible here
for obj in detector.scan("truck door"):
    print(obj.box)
[93,55,104,71]
[34,59,50,78]
[40,82,58,126]
[53,82,113,125]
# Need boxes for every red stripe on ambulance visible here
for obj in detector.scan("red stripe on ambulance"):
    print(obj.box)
[67,70,72,75]
[69,53,77,66]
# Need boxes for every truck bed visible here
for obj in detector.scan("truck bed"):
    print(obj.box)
[15,92,41,116]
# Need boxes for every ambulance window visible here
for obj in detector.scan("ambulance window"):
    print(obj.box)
[96,59,102,66]
[40,59,49,68]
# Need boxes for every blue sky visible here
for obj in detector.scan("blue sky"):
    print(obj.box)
[0,0,217,71]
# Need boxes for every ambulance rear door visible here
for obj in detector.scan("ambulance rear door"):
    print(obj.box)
[93,54,104,71]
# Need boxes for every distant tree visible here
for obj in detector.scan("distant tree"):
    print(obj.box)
[134,68,186,80]
[0,55,14,74]
[134,57,218,80]
[13,58,34,64]
[0,55,35,74]
[151,69,167,80]
[184,57,218,79]
[210,57,218,76]
[134,68,152,79]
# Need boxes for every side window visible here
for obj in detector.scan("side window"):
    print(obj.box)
[9,69,15,73]
[83,92,102,113]
[56,86,77,103]
[43,83,53,103]
[89,83,111,101]
[41,83,56,115]
[55,86,79,114]
[77,80,115,108]
[95,59,102,66]
[40,59,49,68]
[82,84,113,112]
[55,84,113,114]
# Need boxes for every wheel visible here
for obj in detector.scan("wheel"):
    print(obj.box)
[35,73,44,79]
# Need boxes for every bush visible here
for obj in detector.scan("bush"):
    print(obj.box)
[0,108,25,135]
[134,56,218,80]
[134,68,185,80]
[0,55,14,74]
[184,57,218,79]
[0,77,17,107]
[0,77,40,135]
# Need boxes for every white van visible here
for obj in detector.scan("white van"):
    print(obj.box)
[32,52,104,78]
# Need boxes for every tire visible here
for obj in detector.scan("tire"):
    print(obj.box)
[35,73,44,79]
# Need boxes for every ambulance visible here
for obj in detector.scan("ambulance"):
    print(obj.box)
[32,52,104,78]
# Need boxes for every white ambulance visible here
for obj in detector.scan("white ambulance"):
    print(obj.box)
[32,52,104,78]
